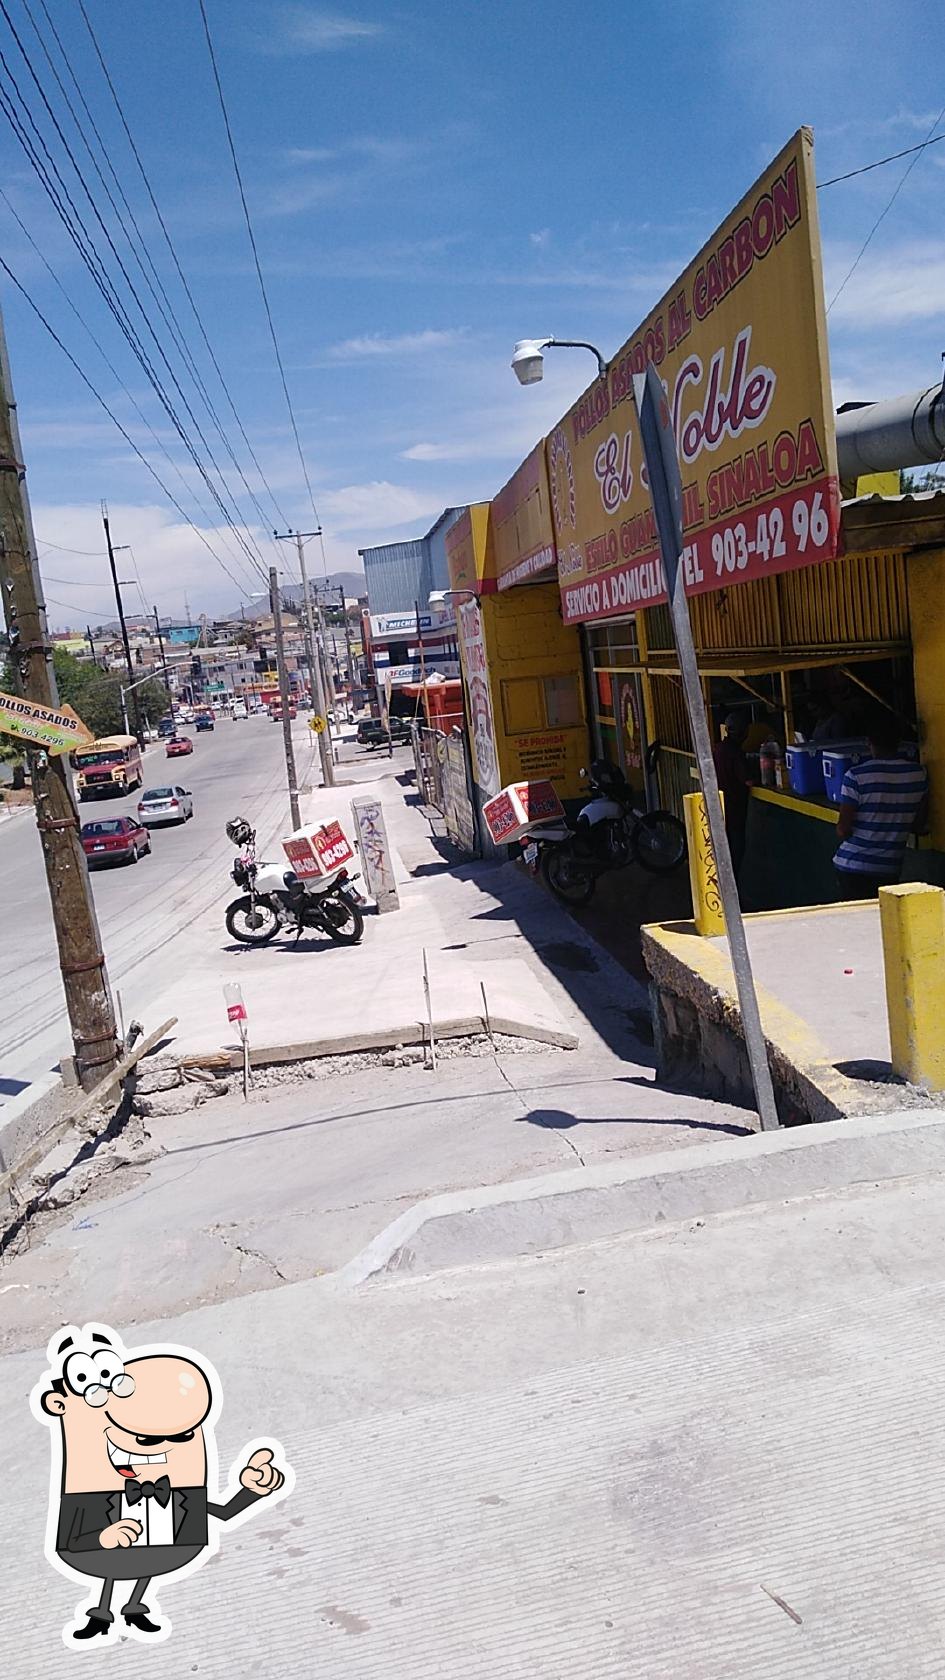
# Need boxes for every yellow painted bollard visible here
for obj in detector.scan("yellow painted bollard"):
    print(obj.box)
[683,792,725,937]
[879,882,945,1090]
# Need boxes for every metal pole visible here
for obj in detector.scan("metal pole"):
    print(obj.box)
[0,307,119,1090]
[633,363,779,1132]
[340,586,355,690]
[153,606,171,705]
[102,507,143,747]
[120,686,129,735]
[269,566,300,830]
[273,531,334,786]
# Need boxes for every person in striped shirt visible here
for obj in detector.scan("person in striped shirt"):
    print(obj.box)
[834,717,928,899]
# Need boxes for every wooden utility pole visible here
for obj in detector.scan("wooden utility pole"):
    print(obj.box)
[153,605,172,706]
[0,310,118,1090]
[270,566,300,830]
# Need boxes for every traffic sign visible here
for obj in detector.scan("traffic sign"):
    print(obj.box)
[0,688,93,755]
[309,715,327,734]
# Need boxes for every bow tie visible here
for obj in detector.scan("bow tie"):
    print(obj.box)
[125,1475,171,1508]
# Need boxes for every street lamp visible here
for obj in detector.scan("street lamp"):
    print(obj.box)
[510,336,608,385]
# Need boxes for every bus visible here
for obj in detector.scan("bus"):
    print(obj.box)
[72,735,143,801]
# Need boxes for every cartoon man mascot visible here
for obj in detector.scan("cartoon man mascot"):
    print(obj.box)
[32,1322,292,1646]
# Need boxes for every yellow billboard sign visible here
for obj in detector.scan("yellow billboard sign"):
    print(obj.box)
[548,129,839,625]
[493,443,557,591]
[445,503,495,595]
[0,689,93,754]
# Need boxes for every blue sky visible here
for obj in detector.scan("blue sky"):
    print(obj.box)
[0,0,941,626]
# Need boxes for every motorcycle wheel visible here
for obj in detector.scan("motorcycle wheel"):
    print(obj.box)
[225,895,280,944]
[632,810,688,874]
[318,894,364,945]
[541,845,596,907]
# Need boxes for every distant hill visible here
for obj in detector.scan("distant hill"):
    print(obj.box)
[227,570,365,620]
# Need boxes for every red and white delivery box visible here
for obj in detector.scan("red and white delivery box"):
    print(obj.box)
[282,818,355,880]
[482,780,565,846]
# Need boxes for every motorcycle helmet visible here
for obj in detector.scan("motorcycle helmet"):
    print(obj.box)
[225,816,254,847]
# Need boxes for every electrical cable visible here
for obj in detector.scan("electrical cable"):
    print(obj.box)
[73,0,292,535]
[22,0,284,557]
[0,250,256,598]
[197,0,327,560]
[0,182,271,586]
[828,101,945,311]
[0,6,270,585]
[818,130,945,188]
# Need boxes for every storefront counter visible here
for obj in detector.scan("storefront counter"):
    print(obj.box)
[741,784,839,910]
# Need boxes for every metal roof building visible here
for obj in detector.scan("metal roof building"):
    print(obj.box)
[359,508,465,615]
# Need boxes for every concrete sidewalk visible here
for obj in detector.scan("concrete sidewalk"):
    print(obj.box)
[153,739,648,1067]
[5,1109,945,1676]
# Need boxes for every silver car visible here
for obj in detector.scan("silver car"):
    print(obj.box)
[137,784,194,826]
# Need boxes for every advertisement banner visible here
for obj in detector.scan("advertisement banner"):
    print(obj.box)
[0,689,93,755]
[493,442,558,592]
[456,598,500,797]
[548,129,840,626]
[446,503,496,595]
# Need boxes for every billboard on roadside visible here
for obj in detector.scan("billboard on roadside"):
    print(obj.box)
[548,129,840,625]
[493,442,558,592]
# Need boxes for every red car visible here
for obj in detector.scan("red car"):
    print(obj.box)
[81,816,151,867]
[165,734,194,757]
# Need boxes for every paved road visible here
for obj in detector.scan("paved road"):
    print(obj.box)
[0,715,319,1102]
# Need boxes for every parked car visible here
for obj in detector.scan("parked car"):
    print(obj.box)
[231,700,248,720]
[195,713,214,732]
[165,734,194,757]
[157,717,176,739]
[81,816,151,867]
[356,716,412,750]
[137,785,194,825]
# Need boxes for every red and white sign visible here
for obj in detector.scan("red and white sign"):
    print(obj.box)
[223,983,247,1025]
[483,779,565,846]
[282,819,355,880]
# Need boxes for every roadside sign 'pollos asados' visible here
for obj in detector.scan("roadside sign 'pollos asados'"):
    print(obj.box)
[549,129,840,625]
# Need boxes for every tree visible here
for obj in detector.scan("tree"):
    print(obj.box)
[52,647,168,737]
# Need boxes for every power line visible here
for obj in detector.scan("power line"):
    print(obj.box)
[197,0,327,567]
[0,249,256,599]
[0,182,273,586]
[0,5,270,587]
[23,0,284,555]
[828,101,945,311]
[818,129,945,188]
[73,0,292,536]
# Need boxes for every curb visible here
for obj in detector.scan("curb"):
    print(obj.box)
[181,1014,580,1071]
[333,1107,945,1286]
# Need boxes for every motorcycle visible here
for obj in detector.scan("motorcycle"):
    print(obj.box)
[519,755,687,906]
[223,817,366,946]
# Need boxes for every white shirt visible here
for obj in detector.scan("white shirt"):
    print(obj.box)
[120,1483,176,1546]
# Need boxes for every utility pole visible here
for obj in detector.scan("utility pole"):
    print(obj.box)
[339,586,355,689]
[102,506,142,747]
[270,566,300,830]
[153,606,172,706]
[85,623,98,668]
[0,309,119,1090]
[273,530,334,787]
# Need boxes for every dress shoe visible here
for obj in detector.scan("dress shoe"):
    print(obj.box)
[72,1614,111,1640]
[122,1608,163,1635]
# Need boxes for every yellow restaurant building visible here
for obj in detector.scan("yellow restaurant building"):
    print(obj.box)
[445,128,945,906]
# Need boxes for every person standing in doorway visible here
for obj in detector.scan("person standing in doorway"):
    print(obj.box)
[834,718,928,899]
[712,713,753,880]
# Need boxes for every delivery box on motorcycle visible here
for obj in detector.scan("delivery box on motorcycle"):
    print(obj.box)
[282,818,355,880]
[483,780,564,846]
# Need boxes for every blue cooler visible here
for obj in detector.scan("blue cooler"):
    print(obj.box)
[785,744,825,796]
[822,742,868,804]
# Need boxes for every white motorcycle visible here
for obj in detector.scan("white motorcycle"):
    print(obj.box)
[224,818,366,946]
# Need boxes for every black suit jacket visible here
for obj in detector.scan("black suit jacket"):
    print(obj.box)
[57,1485,256,1554]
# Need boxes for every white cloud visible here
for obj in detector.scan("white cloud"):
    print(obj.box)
[318,481,446,532]
[825,240,945,326]
[258,7,384,54]
[328,327,470,359]
[530,229,551,248]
